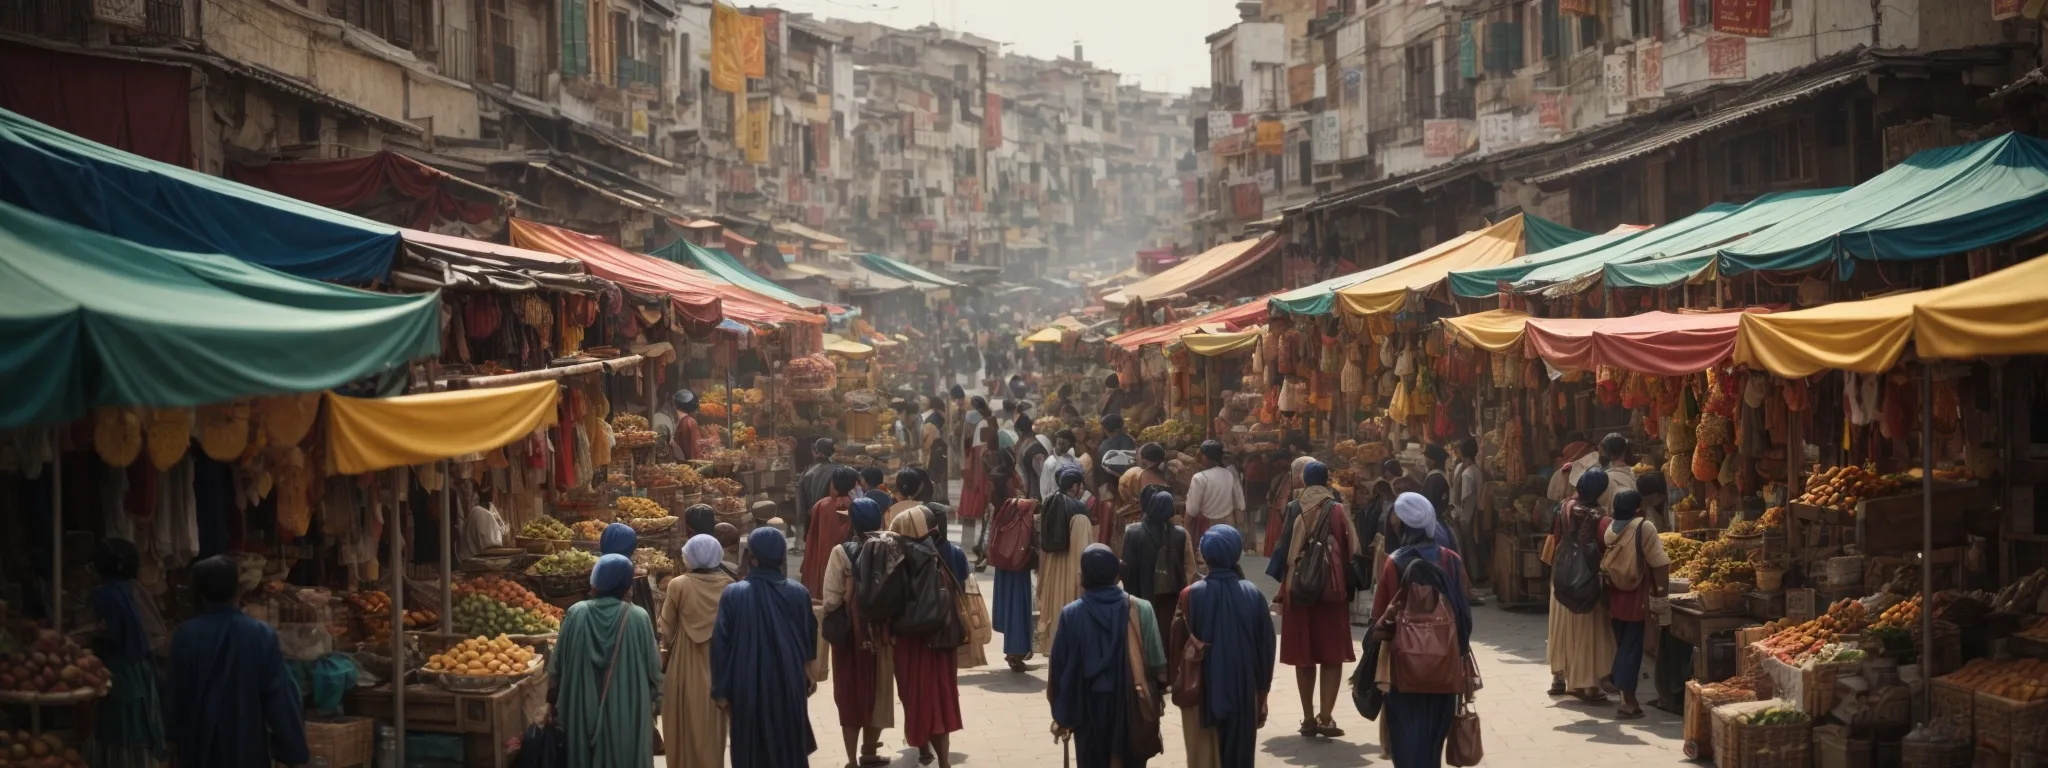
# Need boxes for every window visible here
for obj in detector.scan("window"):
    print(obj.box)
[1541,0,1559,59]
[560,0,588,75]
[1629,0,1660,41]
[1679,0,1710,27]
[1484,19,1523,73]
[1404,42,1437,122]
[298,104,322,145]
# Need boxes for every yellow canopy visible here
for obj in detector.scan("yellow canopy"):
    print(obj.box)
[1443,308,1533,354]
[324,381,560,474]
[1023,326,1066,344]
[1183,326,1264,357]
[1337,216,1526,317]
[1735,253,2048,376]
[822,333,875,359]
[1103,235,1274,307]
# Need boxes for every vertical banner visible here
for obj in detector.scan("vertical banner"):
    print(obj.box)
[1311,112,1339,165]
[1713,0,1773,37]
[1635,42,1664,98]
[1706,36,1748,80]
[738,13,766,79]
[1536,92,1565,129]
[1457,20,1477,80]
[1603,54,1631,116]
[983,94,1004,149]
[710,3,744,93]
[1256,120,1285,155]
[743,98,769,163]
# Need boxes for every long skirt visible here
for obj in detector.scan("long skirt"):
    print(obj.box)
[1547,592,1615,690]
[1264,504,1286,557]
[1279,600,1355,667]
[1179,706,1220,768]
[830,639,895,729]
[928,451,952,505]
[91,659,163,768]
[893,640,963,749]
[661,639,727,768]
[992,567,1034,656]
[1384,690,1457,768]
[958,446,991,520]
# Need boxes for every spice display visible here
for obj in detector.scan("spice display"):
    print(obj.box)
[519,517,575,540]
[423,635,540,677]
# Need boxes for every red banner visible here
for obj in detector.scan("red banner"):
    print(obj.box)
[1713,0,1773,38]
[983,93,1003,149]
[1536,93,1564,130]
[1994,0,2022,20]
[1707,36,1747,80]
[1230,182,1263,219]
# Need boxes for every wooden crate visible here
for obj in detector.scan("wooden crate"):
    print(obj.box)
[1685,681,1757,761]
[1932,678,1977,742]
[1972,691,2048,754]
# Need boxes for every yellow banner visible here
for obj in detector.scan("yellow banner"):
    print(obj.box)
[739,13,766,79]
[743,98,770,163]
[710,3,744,93]
[1256,120,1285,155]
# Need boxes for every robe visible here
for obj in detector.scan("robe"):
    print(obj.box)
[166,604,308,768]
[712,566,818,768]
[1049,591,1167,768]
[1016,437,1050,503]
[800,497,851,595]
[553,596,663,768]
[820,542,894,730]
[794,461,844,532]
[1176,574,1276,768]
[1034,498,1096,653]
[659,570,732,768]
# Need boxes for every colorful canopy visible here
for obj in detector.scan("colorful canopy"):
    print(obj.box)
[649,238,828,311]
[1733,253,2048,376]
[1183,326,1264,357]
[1523,213,1598,253]
[401,228,583,273]
[323,381,559,474]
[0,107,402,282]
[1447,223,1656,298]
[1719,133,2048,277]
[1102,234,1279,308]
[1279,216,1528,316]
[1023,326,1066,344]
[1600,188,1847,290]
[1443,309,1535,354]
[512,220,822,328]
[1448,308,1758,376]
[857,253,964,288]
[1108,298,1270,351]
[0,200,440,429]
[1336,215,1528,316]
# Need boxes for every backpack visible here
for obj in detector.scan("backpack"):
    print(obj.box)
[821,540,861,646]
[981,444,1017,480]
[988,498,1037,572]
[1550,508,1604,614]
[1599,519,1650,592]
[1038,496,1078,554]
[1390,558,1465,695]
[853,534,910,622]
[1287,501,1339,606]
[891,538,961,644]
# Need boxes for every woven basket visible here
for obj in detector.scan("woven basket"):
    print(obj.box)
[1756,567,1785,592]
[1931,678,1976,741]
[304,716,374,768]
[516,537,571,555]
[1684,682,1757,761]
[1899,739,1972,768]
[1973,691,2048,753]
[1700,589,1745,614]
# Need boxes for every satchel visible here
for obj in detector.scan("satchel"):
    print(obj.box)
[1599,518,1650,592]
[988,498,1038,571]
[1389,559,1466,695]
[1169,589,1208,710]
[821,541,860,646]
[1122,597,1164,760]
[1446,698,1484,766]
[1287,502,1337,605]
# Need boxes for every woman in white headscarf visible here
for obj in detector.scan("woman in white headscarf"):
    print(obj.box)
[660,535,733,767]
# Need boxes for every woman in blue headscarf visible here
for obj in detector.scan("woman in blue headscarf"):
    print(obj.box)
[1263,460,1356,739]
[1547,469,1615,702]
[713,528,819,768]
[552,553,663,768]
[89,539,166,768]
[600,523,658,624]
[820,497,895,768]
[989,475,1038,672]
[1121,488,1196,634]
[1370,493,1475,768]
[1049,545,1167,768]
[1035,466,1098,652]
[1173,526,1275,768]
[659,536,733,767]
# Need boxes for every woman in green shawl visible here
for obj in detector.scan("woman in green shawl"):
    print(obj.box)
[551,553,664,768]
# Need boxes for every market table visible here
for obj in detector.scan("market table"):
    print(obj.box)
[1668,603,1757,684]
[346,674,546,768]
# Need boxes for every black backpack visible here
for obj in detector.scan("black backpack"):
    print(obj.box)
[890,538,962,647]
[1551,510,1604,614]
[854,534,910,622]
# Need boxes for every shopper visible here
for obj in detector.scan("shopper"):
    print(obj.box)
[1015,415,1050,504]
[660,536,733,768]
[921,395,952,504]
[1421,443,1453,531]
[552,554,663,768]
[669,389,702,462]
[887,507,966,766]
[860,467,894,508]
[1186,440,1244,542]
[1265,461,1355,739]
[796,438,845,548]
[1372,494,1476,768]
[990,487,1038,671]
[1602,489,1670,720]
[958,396,1000,562]
[1447,436,1486,600]
[1097,373,1130,418]
[946,386,969,490]
[1264,456,1313,557]
[1093,413,1136,496]
[1040,429,1083,501]
[820,498,894,767]
[801,467,862,595]
[1120,488,1196,634]
[1035,467,1098,652]
[1173,525,1274,768]
[599,523,657,621]
[712,528,819,768]
[1109,443,1172,556]
[166,556,308,768]
[1048,545,1166,768]
[1547,470,1615,701]
[88,539,165,768]
[1597,432,1638,509]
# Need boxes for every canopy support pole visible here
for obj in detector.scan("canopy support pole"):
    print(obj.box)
[390,482,407,768]
[441,460,453,636]
[1919,363,1934,720]
[441,354,648,390]
[50,426,61,634]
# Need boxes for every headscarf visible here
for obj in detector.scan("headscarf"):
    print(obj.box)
[673,389,699,414]
[1303,460,1330,488]
[748,527,789,571]
[1200,525,1243,573]
[713,522,741,548]
[682,534,725,571]
[811,438,837,462]
[1056,465,1086,494]
[888,504,932,539]
[599,522,637,557]
[1069,544,1129,689]
[192,556,240,604]
[92,539,157,662]
[1576,468,1611,505]
[684,504,718,537]
[849,497,884,534]
[1200,440,1224,464]
[1612,490,1643,522]
[831,466,860,494]
[1078,543,1119,591]
[591,553,635,598]
[1395,492,1444,546]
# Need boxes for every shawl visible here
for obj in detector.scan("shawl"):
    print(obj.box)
[711,529,817,767]
[1188,525,1275,726]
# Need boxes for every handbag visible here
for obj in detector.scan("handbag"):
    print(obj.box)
[1122,597,1164,760]
[1169,590,1208,709]
[1446,698,1484,766]
[988,498,1038,571]
[1350,637,1385,721]
[955,575,992,669]
[821,541,859,646]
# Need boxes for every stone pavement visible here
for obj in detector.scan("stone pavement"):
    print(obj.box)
[784,521,1690,768]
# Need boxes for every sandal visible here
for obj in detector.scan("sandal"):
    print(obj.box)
[858,757,890,767]
[1615,707,1646,720]
[1316,716,1346,738]
[1005,655,1029,673]
[918,746,935,765]
[1299,718,1319,738]
[1547,680,1567,697]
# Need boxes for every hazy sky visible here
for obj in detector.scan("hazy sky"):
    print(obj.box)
[767,0,1241,94]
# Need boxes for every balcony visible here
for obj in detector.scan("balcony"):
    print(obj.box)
[616,57,661,96]
[0,0,83,39]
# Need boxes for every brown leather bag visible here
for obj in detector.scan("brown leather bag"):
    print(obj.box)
[1169,589,1208,709]
[1389,559,1466,695]
[988,498,1038,571]
[1447,698,1484,766]
[1122,597,1163,760]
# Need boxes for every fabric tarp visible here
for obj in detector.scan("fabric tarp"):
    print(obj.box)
[857,253,964,288]
[1719,133,2048,277]
[1447,223,1659,298]
[1443,309,1534,354]
[1523,213,1597,253]
[229,151,501,232]
[821,333,874,359]
[0,200,439,429]
[1108,298,1270,351]
[649,238,827,310]
[1336,216,1528,316]
[1024,326,1066,344]
[0,107,402,282]
[1600,189,1848,290]
[1277,216,1528,316]
[1733,253,2048,376]
[1453,308,1757,376]
[1183,327,1263,357]
[0,42,192,166]
[785,261,917,293]
[401,229,583,273]
[324,381,559,474]
[1102,234,1278,307]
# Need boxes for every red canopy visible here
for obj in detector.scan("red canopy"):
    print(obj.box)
[1108,297,1270,351]
[509,219,821,328]
[229,151,500,231]
[1523,310,1762,376]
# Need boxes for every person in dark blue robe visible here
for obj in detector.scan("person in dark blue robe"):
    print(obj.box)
[1181,525,1275,767]
[1048,545,1166,768]
[712,527,819,768]
[990,485,1037,670]
[165,556,308,768]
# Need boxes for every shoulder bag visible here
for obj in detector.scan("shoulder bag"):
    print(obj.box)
[1389,558,1466,695]
[1447,697,1484,766]
[820,541,860,647]
[1122,597,1164,760]
[1169,588,1207,709]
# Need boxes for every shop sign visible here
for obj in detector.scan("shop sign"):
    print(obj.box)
[1256,168,1277,195]
[1707,36,1748,80]
[1713,0,1773,38]
[1603,54,1631,116]
[1312,111,1340,165]
[1208,111,1235,141]
[1423,119,1468,158]
[90,0,145,28]
[1635,42,1664,99]
[1288,64,1318,107]
[1478,111,1516,155]
[1256,120,1285,155]
[1536,92,1565,129]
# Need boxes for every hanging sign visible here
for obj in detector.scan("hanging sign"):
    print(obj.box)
[1478,111,1516,155]
[710,3,745,93]
[1256,120,1286,155]
[90,0,145,28]
[1312,111,1340,165]
[1713,0,1773,38]
[1635,42,1664,98]
[738,13,766,78]
[1707,36,1748,80]
[1603,54,1631,116]
[1423,119,1466,158]
[1536,92,1565,129]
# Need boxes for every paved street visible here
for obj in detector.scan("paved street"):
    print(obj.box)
[779,517,1688,767]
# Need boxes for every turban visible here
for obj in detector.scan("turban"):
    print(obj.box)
[748,526,788,566]
[1081,544,1121,589]
[590,554,635,596]
[1200,525,1243,571]
[682,535,725,571]
[1576,468,1611,504]
[849,497,884,534]
[599,523,637,557]
[1303,460,1330,488]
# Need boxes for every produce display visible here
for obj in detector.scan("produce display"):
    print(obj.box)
[1755,600,1869,664]
[637,463,702,489]
[0,731,85,766]
[1938,658,2048,702]
[615,497,667,520]
[455,575,563,621]
[450,593,557,636]
[423,635,540,677]
[1759,506,1786,531]
[1794,465,1903,512]
[350,591,437,640]
[1661,533,1702,570]
[529,549,600,577]
[572,519,608,541]
[612,413,657,447]
[1871,594,1921,631]
[2018,618,2048,642]
[705,478,745,498]
[1136,419,1202,449]
[0,630,109,696]
[519,517,575,540]
[786,356,836,380]
[633,547,675,572]
[1677,540,1756,592]
[1992,568,2048,614]
[1725,519,1761,537]
[1741,705,1811,726]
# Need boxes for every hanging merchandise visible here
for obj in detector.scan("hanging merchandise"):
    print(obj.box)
[1278,376,1310,413]
[1388,378,1412,422]
[1932,375,1961,435]
[1341,346,1367,395]
[146,407,193,470]
[1412,366,1436,415]
[1596,366,1622,406]
[258,393,321,446]
[1880,370,1916,441]
[94,406,144,467]
[198,400,253,461]
[1667,451,1693,490]
[276,448,313,537]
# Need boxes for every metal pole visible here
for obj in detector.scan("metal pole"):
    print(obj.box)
[1920,363,1934,720]
[440,461,453,637]
[390,479,406,767]
[50,426,61,634]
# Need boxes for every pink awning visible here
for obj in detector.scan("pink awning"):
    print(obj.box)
[1108,297,1270,351]
[1522,310,1763,376]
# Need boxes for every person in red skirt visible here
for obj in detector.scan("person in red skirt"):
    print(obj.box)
[957,396,1000,568]
[888,506,965,767]
[1263,460,1357,739]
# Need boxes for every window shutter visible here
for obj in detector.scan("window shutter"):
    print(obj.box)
[389,0,413,47]
[1579,14,1599,50]
[1541,0,1559,59]
[1484,21,1516,71]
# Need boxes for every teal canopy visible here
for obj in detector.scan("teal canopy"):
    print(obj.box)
[1275,213,1589,316]
[1447,224,1670,298]
[1719,133,2048,277]
[1602,189,1847,289]
[1524,213,1597,253]
[649,238,827,311]
[0,108,402,282]
[0,201,440,429]
[856,253,964,288]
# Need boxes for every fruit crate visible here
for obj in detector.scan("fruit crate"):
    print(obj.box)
[304,716,374,767]
[1931,678,1976,741]
[1683,681,1757,761]
[1971,691,2048,754]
